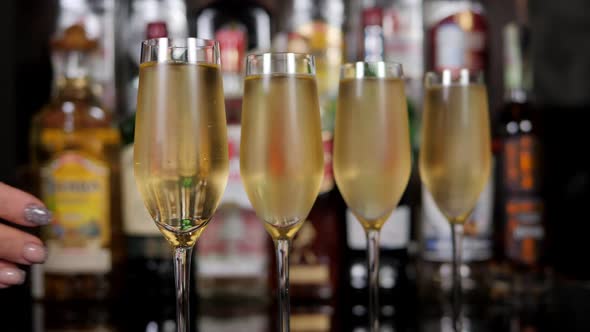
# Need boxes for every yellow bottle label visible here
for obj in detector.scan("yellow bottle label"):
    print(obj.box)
[41,151,111,274]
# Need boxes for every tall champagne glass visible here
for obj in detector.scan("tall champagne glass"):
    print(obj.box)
[333,61,412,332]
[419,69,491,332]
[240,53,324,332]
[134,38,229,332]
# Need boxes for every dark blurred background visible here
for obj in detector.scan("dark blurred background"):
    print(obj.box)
[2,0,590,331]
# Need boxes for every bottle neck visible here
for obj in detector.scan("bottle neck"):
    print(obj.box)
[503,22,532,104]
[52,50,93,100]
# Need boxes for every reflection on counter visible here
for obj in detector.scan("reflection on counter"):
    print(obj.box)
[19,276,590,332]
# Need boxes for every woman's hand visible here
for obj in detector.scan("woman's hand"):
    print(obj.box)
[0,182,51,288]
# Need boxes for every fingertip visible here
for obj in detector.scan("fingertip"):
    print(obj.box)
[0,267,26,285]
[23,242,48,264]
[23,204,53,226]
[0,182,50,227]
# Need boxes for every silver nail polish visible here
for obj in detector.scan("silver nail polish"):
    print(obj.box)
[24,204,52,225]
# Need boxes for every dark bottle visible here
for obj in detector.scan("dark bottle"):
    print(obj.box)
[269,0,347,307]
[122,0,188,114]
[345,184,418,331]
[269,188,347,319]
[191,0,272,301]
[192,0,272,116]
[117,7,192,321]
[119,7,177,307]
[495,20,547,296]
[497,22,544,268]
[287,189,346,302]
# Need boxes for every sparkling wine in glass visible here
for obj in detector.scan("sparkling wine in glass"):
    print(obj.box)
[419,69,491,332]
[333,61,412,332]
[134,38,229,332]
[240,53,324,332]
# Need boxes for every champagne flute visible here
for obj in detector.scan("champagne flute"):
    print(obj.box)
[240,53,324,332]
[134,38,229,332]
[333,61,412,332]
[419,69,491,332]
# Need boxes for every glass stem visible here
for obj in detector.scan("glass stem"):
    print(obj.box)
[450,223,464,332]
[275,239,291,332]
[367,229,381,332]
[174,246,194,332]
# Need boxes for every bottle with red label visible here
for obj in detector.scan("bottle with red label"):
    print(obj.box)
[271,1,347,323]
[192,0,272,117]
[191,0,272,301]
[423,0,488,73]
[360,0,386,62]
[419,0,493,309]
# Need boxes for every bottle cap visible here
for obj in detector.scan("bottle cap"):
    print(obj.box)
[52,24,98,52]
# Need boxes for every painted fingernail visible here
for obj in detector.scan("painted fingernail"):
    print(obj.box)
[24,204,52,225]
[0,268,26,285]
[23,243,47,264]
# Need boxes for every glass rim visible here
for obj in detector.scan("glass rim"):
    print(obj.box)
[140,37,220,65]
[425,68,485,86]
[141,37,219,49]
[340,61,404,79]
[245,52,316,76]
[245,52,314,62]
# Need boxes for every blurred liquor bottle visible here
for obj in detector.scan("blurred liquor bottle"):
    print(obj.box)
[118,1,185,304]
[341,6,421,328]
[191,0,272,117]
[121,0,188,116]
[29,24,123,301]
[494,0,548,300]
[418,0,493,310]
[191,0,272,300]
[359,0,424,155]
[53,0,117,111]
[286,187,346,332]
[423,0,488,74]
[274,0,344,148]
[270,1,347,325]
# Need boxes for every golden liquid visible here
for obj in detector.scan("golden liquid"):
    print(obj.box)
[419,84,491,223]
[333,77,412,230]
[240,74,324,240]
[134,62,229,247]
